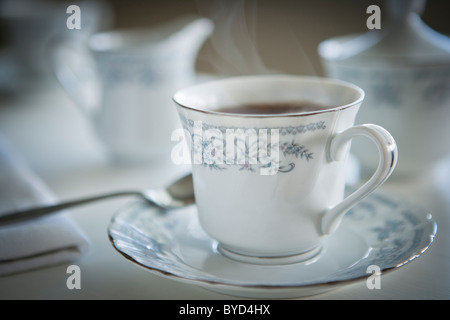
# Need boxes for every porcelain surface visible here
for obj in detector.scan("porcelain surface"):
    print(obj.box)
[173,75,397,259]
[51,16,213,163]
[108,192,436,298]
[318,11,450,176]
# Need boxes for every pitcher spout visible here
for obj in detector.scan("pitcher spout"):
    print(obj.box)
[159,16,214,78]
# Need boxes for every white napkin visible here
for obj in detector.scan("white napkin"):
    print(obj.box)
[0,135,89,276]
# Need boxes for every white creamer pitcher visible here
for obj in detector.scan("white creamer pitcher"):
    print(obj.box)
[51,16,214,164]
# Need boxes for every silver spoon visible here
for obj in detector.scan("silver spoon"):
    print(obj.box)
[0,174,195,226]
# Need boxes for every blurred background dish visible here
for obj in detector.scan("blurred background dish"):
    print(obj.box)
[319,0,450,178]
[0,0,112,78]
[50,16,213,164]
[1,0,449,171]
[1,0,450,299]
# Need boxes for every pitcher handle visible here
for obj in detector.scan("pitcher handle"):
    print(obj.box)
[48,36,101,117]
[321,124,398,235]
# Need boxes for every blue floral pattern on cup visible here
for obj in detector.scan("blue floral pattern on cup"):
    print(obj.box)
[179,114,325,174]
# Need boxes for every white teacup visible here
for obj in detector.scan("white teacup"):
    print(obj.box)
[173,75,397,265]
[51,16,213,164]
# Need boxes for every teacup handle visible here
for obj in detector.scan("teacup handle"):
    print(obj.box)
[321,124,397,235]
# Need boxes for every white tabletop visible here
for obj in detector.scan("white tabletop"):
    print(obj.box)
[0,77,449,300]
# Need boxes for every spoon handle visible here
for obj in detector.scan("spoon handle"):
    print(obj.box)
[0,191,140,226]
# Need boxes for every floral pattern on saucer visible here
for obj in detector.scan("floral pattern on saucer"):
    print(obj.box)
[108,192,436,298]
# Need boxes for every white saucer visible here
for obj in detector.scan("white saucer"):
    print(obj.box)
[108,192,436,299]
